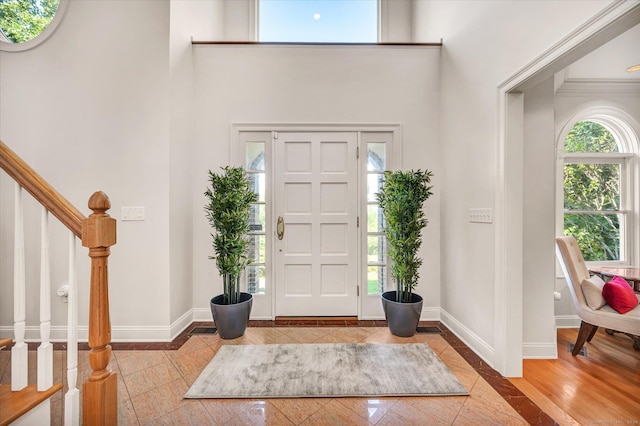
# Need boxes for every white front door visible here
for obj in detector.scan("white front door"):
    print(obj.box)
[274,132,359,316]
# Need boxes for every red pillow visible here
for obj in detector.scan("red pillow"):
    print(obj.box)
[602,276,639,314]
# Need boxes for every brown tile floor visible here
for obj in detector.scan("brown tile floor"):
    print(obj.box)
[1,323,554,425]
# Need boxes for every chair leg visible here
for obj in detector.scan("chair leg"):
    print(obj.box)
[587,325,599,342]
[573,321,597,356]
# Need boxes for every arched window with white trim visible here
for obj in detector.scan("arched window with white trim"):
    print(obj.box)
[558,111,639,264]
[0,0,68,52]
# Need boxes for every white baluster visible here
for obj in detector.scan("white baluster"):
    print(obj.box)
[65,233,80,426]
[12,183,28,391]
[38,207,53,390]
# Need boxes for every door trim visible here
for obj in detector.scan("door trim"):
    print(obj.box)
[232,123,403,320]
[232,123,402,168]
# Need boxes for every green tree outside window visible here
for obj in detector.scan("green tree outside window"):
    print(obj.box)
[0,0,60,43]
[563,121,621,261]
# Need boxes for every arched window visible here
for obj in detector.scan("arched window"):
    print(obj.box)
[0,0,67,52]
[559,113,639,263]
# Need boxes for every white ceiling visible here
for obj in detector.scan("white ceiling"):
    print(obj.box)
[564,23,640,80]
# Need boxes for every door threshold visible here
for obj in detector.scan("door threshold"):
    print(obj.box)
[274,316,359,326]
[275,316,358,321]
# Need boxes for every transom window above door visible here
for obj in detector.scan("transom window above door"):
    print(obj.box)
[259,0,378,43]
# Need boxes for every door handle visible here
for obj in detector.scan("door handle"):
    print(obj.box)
[277,216,285,240]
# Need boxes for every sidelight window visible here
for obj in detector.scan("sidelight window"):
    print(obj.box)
[365,139,388,294]
[246,141,267,294]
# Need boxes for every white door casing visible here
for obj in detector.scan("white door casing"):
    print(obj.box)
[274,132,359,316]
[234,126,401,319]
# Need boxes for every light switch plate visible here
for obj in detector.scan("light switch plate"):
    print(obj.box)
[121,207,145,221]
[469,208,493,223]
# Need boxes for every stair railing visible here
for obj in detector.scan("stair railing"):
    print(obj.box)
[0,140,117,425]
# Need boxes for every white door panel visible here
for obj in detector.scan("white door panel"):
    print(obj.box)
[275,132,358,316]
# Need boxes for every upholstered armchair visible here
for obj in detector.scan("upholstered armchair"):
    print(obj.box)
[555,236,640,355]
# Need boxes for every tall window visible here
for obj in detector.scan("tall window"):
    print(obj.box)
[246,142,267,294]
[366,140,388,294]
[259,0,378,43]
[561,120,633,262]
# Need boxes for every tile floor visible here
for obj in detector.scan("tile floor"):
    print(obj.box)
[1,324,552,425]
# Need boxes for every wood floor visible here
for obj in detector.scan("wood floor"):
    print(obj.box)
[510,327,640,425]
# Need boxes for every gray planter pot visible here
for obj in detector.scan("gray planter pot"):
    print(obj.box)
[381,291,423,337]
[210,292,253,339]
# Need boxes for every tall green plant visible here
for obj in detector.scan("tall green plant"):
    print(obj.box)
[204,166,258,304]
[377,169,433,303]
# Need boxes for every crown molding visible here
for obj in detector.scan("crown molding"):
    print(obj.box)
[556,78,640,96]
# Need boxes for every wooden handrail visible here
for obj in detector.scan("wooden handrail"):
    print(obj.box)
[0,140,85,237]
[1,139,117,424]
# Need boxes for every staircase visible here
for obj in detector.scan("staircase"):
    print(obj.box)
[0,140,117,425]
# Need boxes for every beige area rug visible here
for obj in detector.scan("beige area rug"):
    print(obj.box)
[184,343,468,399]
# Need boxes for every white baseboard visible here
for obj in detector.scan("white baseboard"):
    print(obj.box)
[3,325,176,343]
[420,306,440,321]
[3,321,184,343]
[555,315,580,328]
[192,307,213,322]
[170,310,195,340]
[522,316,580,358]
[0,306,457,343]
[440,308,495,369]
[0,326,89,342]
[522,342,557,359]
[111,325,176,342]
[196,307,438,322]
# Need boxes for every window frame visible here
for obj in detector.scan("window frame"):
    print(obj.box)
[362,133,392,297]
[0,0,68,52]
[256,0,380,44]
[556,115,639,267]
[233,124,402,320]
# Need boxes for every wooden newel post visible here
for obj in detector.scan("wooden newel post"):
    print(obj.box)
[81,191,117,425]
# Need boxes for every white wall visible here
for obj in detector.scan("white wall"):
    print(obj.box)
[0,0,230,341]
[522,77,557,358]
[564,23,640,80]
[169,1,222,334]
[381,0,413,42]
[0,1,173,340]
[191,45,442,318]
[413,0,611,366]
[2,0,632,361]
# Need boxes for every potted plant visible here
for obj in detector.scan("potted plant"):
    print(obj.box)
[376,169,433,337]
[205,166,258,339]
